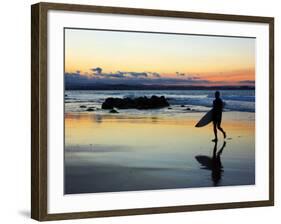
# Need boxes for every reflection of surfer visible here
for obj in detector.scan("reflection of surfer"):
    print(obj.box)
[212,91,226,142]
[195,141,226,186]
[211,141,226,186]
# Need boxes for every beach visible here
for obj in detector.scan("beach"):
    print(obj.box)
[64,107,255,194]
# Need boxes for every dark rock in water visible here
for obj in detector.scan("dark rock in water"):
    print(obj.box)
[181,105,185,107]
[102,95,169,110]
[65,94,68,97]
[86,108,94,111]
[80,105,87,108]
[168,107,172,110]
[186,107,191,110]
[109,109,119,113]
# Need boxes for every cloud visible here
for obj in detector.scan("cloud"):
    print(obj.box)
[90,67,162,79]
[176,72,201,81]
[176,72,185,77]
[239,80,255,85]
[65,68,212,88]
[149,72,161,78]
[116,71,148,78]
[91,67,102,74]
[66,67,254,89]
[65,71,210,88]
[105,73,125,78]
[65,72,91,86]
[93,72,124,78]
[127,72,148,78]
[91,69,149,79]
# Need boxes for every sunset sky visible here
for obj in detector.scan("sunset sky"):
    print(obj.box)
[65,28,255,86]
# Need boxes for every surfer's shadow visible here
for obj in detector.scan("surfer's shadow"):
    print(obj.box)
[195,141,226,186]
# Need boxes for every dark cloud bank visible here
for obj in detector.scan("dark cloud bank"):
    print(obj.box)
[65,68,255,90]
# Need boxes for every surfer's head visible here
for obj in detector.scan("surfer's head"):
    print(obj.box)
[215,91,220,99]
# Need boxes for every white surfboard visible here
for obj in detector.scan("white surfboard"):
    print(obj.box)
[195,109,213,127]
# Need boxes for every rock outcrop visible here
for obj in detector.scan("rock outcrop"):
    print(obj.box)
[102,95,169,110]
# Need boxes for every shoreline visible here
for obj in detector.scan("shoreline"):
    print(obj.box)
[64,110,255,123]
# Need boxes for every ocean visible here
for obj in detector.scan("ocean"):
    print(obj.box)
[65,89,255,114]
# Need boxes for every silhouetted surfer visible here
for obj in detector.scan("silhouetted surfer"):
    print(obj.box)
[212,91,226,142]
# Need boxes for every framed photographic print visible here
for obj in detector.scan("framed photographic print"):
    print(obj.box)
[31,2,274,221]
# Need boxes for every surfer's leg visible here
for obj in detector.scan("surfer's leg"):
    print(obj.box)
[212,122,218,142]
[217,121,226,139]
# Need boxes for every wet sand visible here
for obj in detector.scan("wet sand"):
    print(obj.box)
[64,111,255,194]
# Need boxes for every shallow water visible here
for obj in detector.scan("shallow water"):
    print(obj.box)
[64,112,255,194]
